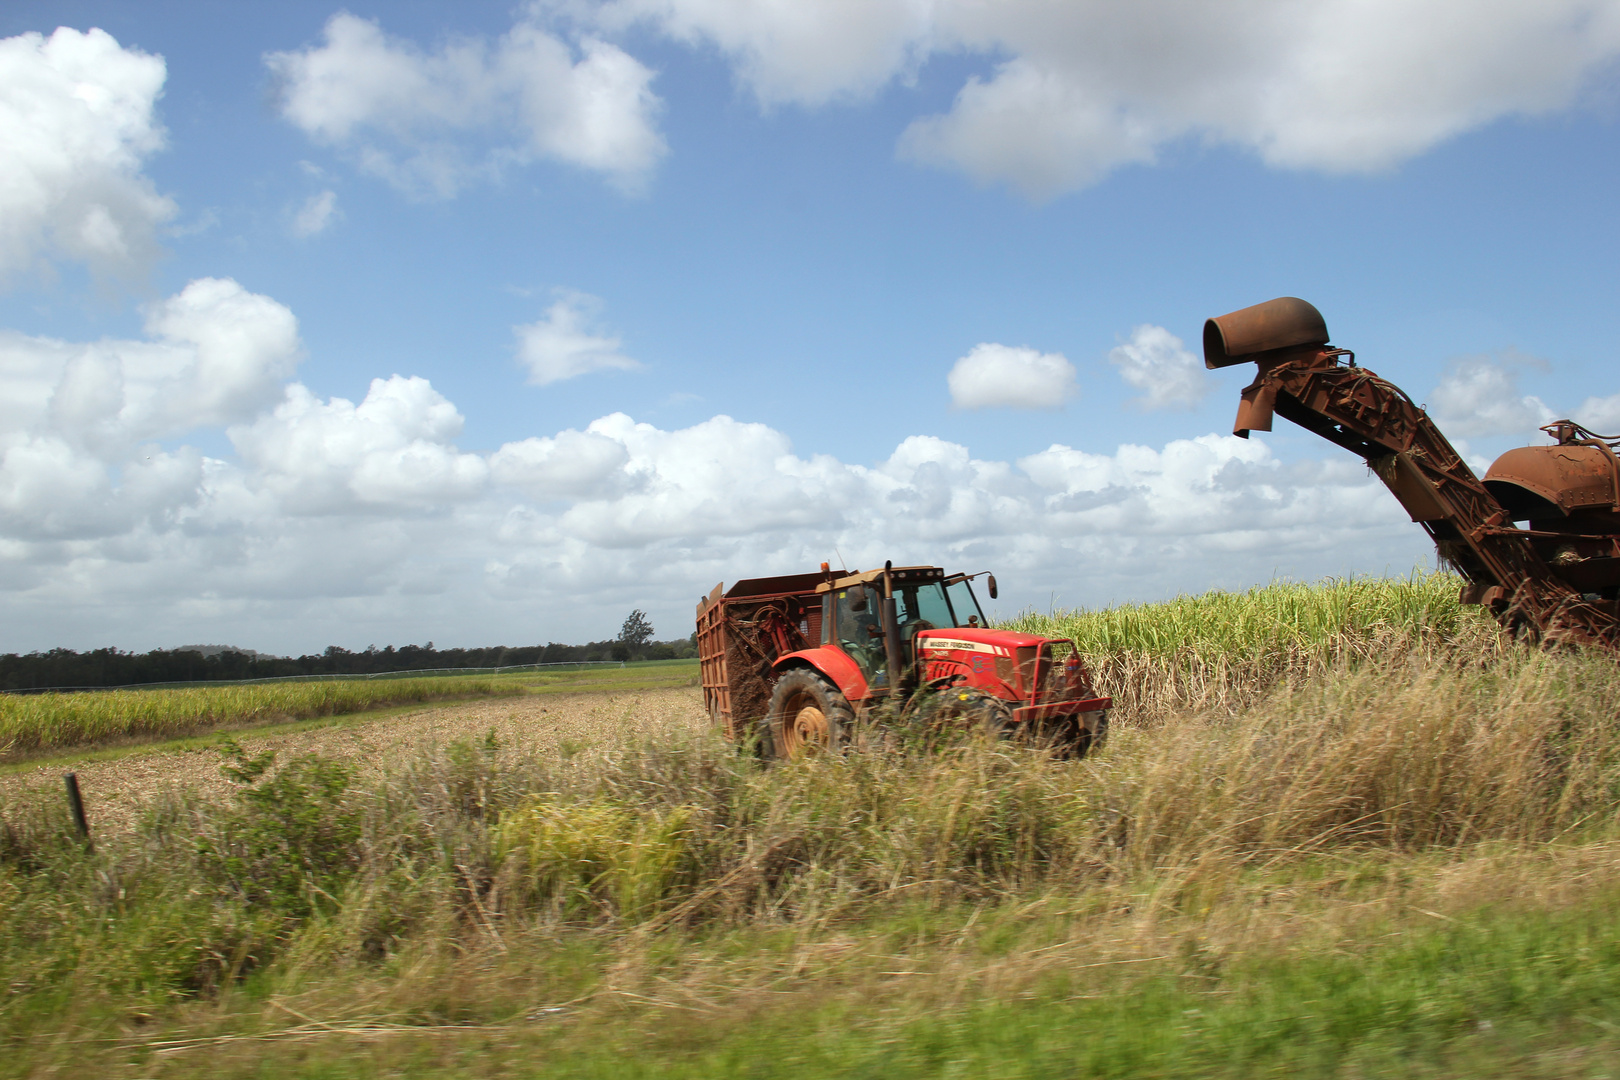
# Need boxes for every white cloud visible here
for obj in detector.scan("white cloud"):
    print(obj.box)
[0,26,176,282]
[291,190,339,237]
[947,343,1076,410]
[583,0,935,106]
[898,58,1161,199]
[265,12,666,197]
[230,377,489,513]
[514,292,640,385]
[1429,352,1556,438]
[1573,393,1620,434]
[1109,324,1209,411]
[0,277,299,540]
[0,281,1432,653]
[585,0,1620,198]
[490,429,631,499]
[6,277,300,453]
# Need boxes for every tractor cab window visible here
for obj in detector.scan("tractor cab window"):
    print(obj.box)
[833,585,887,685]
[895,583,955,629]
[946,578,987,629]
[894,582,955,664]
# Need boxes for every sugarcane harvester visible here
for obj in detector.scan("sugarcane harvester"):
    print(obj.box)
[1205,296,1620,650]
[696,562,1111,757]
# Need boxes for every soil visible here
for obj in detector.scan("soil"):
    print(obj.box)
[0,687,707,837]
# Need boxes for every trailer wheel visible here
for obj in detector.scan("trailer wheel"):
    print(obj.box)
[764,669,853,758]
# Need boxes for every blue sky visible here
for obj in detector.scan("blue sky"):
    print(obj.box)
[3,1,1620,654]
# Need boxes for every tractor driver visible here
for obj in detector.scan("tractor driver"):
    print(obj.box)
[893,586,937,663]
[835,585,888,685]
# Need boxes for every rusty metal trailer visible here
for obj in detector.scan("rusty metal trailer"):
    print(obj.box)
[696,572,824,740]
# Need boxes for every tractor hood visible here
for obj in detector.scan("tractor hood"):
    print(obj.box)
[914,627,1050,654]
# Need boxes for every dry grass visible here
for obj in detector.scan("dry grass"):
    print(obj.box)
[6,579,1620,1076]
[0,688,705,837]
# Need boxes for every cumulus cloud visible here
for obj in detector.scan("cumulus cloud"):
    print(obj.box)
[898,58,1161,198]
[291,190,339,237]
[0,280,1431,653]
[0,277,298,541]
[230,377,489,513]
[514,292,640,385]
[1575,393,1620,434]
[947,343,1076,410]
[1109,324,1209,411]
[489,429,631,499]
[583,0,934,106]
[1429,352,1557,438]
[7,277,300,457]
[265,12,666,197]
[0,26,176,282]
[584,0,1620,199]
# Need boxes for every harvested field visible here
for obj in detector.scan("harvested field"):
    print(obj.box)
[0,687,705,837]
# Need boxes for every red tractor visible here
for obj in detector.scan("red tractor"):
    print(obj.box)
[696,561,1111,757]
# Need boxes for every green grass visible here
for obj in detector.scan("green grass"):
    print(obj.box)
[0,675,522,758]
[515,658,698,694]
[6,583,1620,1077]
[1005,569,1477,656]
[7,857,1619,1078]
[1002,571,1499,724]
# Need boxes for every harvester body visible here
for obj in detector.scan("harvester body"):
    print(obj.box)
[1205,296,1620,649]
[696,563,1110,756]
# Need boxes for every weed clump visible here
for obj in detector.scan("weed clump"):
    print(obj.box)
[497,799,699,919]
[192,738,363,919]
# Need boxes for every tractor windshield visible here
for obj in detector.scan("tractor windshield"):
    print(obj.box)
[945,578,986,628]
[895,582,954,630]
[895,580,984,631]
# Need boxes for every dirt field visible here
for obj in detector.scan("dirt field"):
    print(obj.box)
[0,686,707,836]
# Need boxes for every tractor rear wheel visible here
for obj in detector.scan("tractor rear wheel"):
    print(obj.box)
[764,669,853,759]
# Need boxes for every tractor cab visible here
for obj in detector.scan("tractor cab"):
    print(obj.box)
[822,565,989,692]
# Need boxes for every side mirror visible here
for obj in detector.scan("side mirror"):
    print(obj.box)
[987,575,998,600]
[847,591,868,613]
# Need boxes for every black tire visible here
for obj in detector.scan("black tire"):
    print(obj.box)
[1037,711,1109,758]
[1076,711,1109,757]
[907,686,1013,738]
[763,668,854,759]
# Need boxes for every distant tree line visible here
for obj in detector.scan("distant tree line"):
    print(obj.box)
[0,633,699,691]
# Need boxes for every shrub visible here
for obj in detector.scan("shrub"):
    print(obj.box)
[192,739,363,919]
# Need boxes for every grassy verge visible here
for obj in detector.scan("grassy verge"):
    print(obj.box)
[8,864,1619,1078]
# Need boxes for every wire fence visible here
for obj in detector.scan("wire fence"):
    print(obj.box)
[0,660,629,695]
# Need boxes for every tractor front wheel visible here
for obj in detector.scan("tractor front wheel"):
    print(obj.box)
[763,669,853,759]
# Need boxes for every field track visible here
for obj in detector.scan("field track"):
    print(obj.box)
[0,686,705,836]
